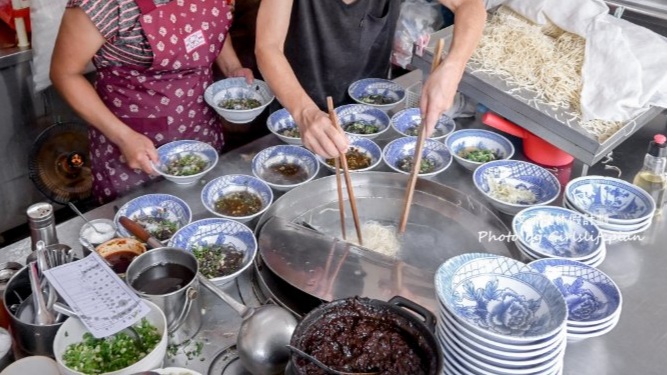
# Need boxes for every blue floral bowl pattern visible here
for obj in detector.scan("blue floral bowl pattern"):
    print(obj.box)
[382,136,452,178]
[251,145,319,191]
[390,108,456,141]
[529,259,622,325]
[446,129,515,171]
[565,176,655,224]
[435,253,567,342]
[201,174,273,223]
[512,206,603,260]
[473,160,561,215]
[317,135,382,173]
[266,108,302,145]
[114,194,192,242]
[151,140,219,185]
[204,78,275,124]
[347,78,406,111]
[334,104,391,139]
[168,218,258,285]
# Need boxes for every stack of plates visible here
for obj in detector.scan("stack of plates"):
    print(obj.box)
[564,176,655,243]
[530,259,622,341]
[512,206,606,267]
[435,253,568,375]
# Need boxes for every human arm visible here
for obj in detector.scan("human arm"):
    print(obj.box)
[215,34,253,83]
[255,0,348,158]
[420,0,486,134]
[50,7,158,174]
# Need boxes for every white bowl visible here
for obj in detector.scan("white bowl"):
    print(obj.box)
[317,135,382,173]
[473,160,561,215]
[204,78,275,124]
[565,176,656,225]
[266,108,302,145]
[114,193,192,243]
[347,78,406,112]
[151,140,219,185]
[382,136,452,178]
[168,218,258,285]
[446,129,515,171]
[251,145,320,192]
[2,356,61,375]
[200,174,273,223]
[154,368,203,375]
[390,108,456,142]
[53,300,168,375]
[334,104,391,140]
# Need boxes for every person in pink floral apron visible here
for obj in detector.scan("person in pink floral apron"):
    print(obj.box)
[51,0,251,204]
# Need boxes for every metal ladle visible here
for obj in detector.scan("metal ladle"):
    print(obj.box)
[118,216,299,375]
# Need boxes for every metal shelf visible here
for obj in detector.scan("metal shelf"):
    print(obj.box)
[411,26,664,166]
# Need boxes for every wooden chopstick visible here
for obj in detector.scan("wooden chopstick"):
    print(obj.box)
[398,38,446,234]
[334,157,346,240]
[327,97,363,246]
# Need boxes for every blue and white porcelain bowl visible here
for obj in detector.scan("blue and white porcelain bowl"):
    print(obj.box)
[382,136,452,178]
[204,78,275,124]
[512,206,603,261]
[529,259,622,327]
[151,140,219,185]
[515,239,607,268]
[201,174,273,223]
[446,129,515,171]
[473,160,561,215]
[168,218,257,285]
[347,78,406,112]
[317,135,382,173]
[435,253,568,343]
[334,104,391,140]
[114,194,192,242]
[565,176,655,225]
[266,108,302,145]
[390,108,456,142]
[251,145,319,191]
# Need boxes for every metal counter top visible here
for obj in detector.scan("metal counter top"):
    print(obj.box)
[1,110,666,374]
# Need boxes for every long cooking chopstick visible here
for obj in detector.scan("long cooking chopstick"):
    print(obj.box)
[334,157,346,240]
[327,96,363,246]
[398,38,445,234]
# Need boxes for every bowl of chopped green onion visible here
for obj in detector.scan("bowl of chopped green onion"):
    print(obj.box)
[53,300,168,375]
[204,77,275,124]
[334,104,391,140]
[168,218,258,286]
[152,140,219,185]
[348,78,405,112]
[267,108,303,145]
[382,136,452,179]
[446,129,515,171]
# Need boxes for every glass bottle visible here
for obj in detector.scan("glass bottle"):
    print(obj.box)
[632,134,667,214]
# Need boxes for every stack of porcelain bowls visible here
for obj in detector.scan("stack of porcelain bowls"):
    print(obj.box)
[564,176,655,243]
[530,259,622,341]
[435,253,568,375]
[512,206,606,267]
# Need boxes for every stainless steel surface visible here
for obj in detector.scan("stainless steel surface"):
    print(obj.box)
[606,0,667,21]
[0,48,31,70]
[411,26,663,166]
[200,275,297,375]
[0,105,666,373]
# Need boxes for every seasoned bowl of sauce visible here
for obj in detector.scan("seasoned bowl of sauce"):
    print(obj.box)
[347,78,406,112]
[95,237,147,274]
[201,174,273,223]
[318,135,382,173]
[252,145,320,192]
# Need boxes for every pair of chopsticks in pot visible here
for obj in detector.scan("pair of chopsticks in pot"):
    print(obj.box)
[326,96,363,246]
[398,38,446,234]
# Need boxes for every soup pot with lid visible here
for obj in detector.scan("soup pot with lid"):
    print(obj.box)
[289,296,442,375]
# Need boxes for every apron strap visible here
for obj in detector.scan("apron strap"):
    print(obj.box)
[135,0,157,15]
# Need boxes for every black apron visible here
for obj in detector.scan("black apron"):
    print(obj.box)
[284,0,401,109]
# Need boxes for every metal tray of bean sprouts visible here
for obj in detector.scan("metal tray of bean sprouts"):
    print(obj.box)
[411,25,664,166]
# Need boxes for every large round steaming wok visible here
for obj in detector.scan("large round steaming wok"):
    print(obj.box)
[255,172,518,313]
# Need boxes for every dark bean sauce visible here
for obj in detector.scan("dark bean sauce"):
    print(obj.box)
[105,251,140,274]
[131,263,195,295]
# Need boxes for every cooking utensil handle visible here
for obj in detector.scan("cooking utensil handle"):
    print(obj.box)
[388,296,436,332]
[167,286,198,334]
[197,274,249,316]
[119,216,163,249]
[481,112,527,139]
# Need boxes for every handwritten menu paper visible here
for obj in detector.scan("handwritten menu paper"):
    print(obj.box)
[43,252,150,338]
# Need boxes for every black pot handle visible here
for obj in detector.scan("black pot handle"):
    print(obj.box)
[388,295,436,332]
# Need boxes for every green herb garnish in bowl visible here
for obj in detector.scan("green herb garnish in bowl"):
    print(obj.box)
[165,153,209,176]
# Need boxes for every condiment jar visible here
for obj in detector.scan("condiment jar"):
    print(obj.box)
[632,134,667,214]
[26,202,58,250]
[78,218,117,256]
